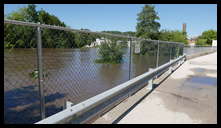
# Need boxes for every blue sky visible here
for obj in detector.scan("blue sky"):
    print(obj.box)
[4,4,217,38]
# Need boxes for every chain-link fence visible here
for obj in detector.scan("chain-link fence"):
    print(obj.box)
[184,45,217,56]
[4,24,41,123]
[4,19,186,124]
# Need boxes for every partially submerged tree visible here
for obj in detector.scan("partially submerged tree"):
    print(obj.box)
[95,39,125,64]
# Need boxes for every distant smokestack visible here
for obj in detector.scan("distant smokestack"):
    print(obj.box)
[182,23,186,33]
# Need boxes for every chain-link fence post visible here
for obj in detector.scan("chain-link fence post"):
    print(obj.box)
[128,37,132,80]
[169,43,172,62]
[156,40,160,68]
[182,44,184,56]
[37,23,45,119]
[154,40,160,79]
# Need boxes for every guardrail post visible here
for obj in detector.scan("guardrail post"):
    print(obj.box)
[65,101,74,109]
[37,23,45,119]
[147,68,154,90]
[178,60,182,66]
[169,66,173,74]
[182,57,185,63]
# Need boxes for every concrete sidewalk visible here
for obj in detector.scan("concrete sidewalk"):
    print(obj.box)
[118,52,217,124]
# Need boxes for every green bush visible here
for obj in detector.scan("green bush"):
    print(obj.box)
[196,30,217,46]
[158,30,188,44]
[195,39,207,46]
[4,42,15,49]
[95,40,124,64]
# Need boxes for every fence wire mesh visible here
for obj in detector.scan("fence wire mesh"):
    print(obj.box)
[40,28,131,118]
[4,20,201,124]
[184,45,216,56]
[130,39,158,78]
[4,24,41,124]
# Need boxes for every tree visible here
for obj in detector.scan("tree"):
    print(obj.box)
[4,4,78,48]
[136,5,161,40]
[124,31,136,37]
[5,5,39,48]
[196,30,217,45]
[25,4,39,23]
[7,4,38,22]
[195,39,207,46]
[159,30,188,44]
[38,9,66,26]
[95,40,125,64]
[4,4,101,49]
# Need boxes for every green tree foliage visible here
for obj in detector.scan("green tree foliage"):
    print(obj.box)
[38,9,66,26]
[136,5,161,40]
[4,5,39,48]
[102,30,136,43]
[196,30,217,46]
[4,23,37,48]
[159,30,188,44]
[102,31,136,37]
[123,31,136,37]
[101,31,131,47]
[139,40,157,55]
[195,39,207,46]
[25,4,39,23]
[4,4,98,49]
[95,40,125,64]
[102,31,123,35]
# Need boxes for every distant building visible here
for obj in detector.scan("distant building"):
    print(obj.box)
[187,37,197,46]
[86,37,111,47]
[182,23,187,34]
[93,38,105,46]
[86,38,132,48]
[212,40,217,46]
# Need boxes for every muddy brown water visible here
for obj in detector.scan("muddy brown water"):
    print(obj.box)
[4,47,172,124]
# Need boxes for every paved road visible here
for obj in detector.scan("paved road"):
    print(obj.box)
[118,52,217,124]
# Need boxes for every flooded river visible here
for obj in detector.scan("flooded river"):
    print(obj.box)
[4,47,171,123]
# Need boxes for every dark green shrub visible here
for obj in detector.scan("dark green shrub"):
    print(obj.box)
[195,39,207,46]
[95,40,124,64]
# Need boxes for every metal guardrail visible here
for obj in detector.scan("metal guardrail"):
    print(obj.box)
[36,54,186,124]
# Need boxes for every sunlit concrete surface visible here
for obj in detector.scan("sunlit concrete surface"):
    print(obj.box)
[118,52,217,124]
